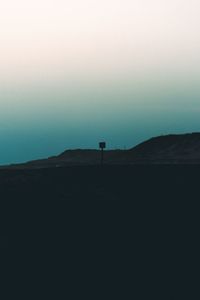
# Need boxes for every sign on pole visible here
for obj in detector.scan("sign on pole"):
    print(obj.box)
[99,142,106,165]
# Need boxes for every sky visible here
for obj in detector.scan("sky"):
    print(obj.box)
[0,0,200,164]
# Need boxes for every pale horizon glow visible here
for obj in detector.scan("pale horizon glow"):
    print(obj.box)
[0,0,200,164]
[0,0,200,83]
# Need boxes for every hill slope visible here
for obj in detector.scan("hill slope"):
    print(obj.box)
[128,133,200,163]
[4,133,200,168]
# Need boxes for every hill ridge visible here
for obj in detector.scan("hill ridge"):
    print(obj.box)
[3,132,200,168]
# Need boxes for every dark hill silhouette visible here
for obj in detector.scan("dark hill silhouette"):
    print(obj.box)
[3,132,200,169]
[1,134,200,256]
[127,132,200,163]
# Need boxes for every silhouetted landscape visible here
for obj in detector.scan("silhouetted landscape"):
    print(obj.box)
[3,133,200,170]
[1,1,199,291]
[2,132,200,248]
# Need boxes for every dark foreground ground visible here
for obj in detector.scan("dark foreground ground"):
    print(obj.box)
[1,165,199,295]
[1,164,200,200]
[1,164,199,241]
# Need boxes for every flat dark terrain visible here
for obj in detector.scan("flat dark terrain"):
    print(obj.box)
[1,164,199,200]
[1,165,199,250]
[1,164,198,298]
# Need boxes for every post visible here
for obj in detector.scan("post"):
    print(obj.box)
[101,147,104,165]
[99,142,106,165]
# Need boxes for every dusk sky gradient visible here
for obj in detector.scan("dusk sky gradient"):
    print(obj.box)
[0,0,200,164]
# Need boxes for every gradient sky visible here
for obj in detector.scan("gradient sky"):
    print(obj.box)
[0,0,200,164]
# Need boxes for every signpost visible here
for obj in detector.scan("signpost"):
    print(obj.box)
[99,142,106,165]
